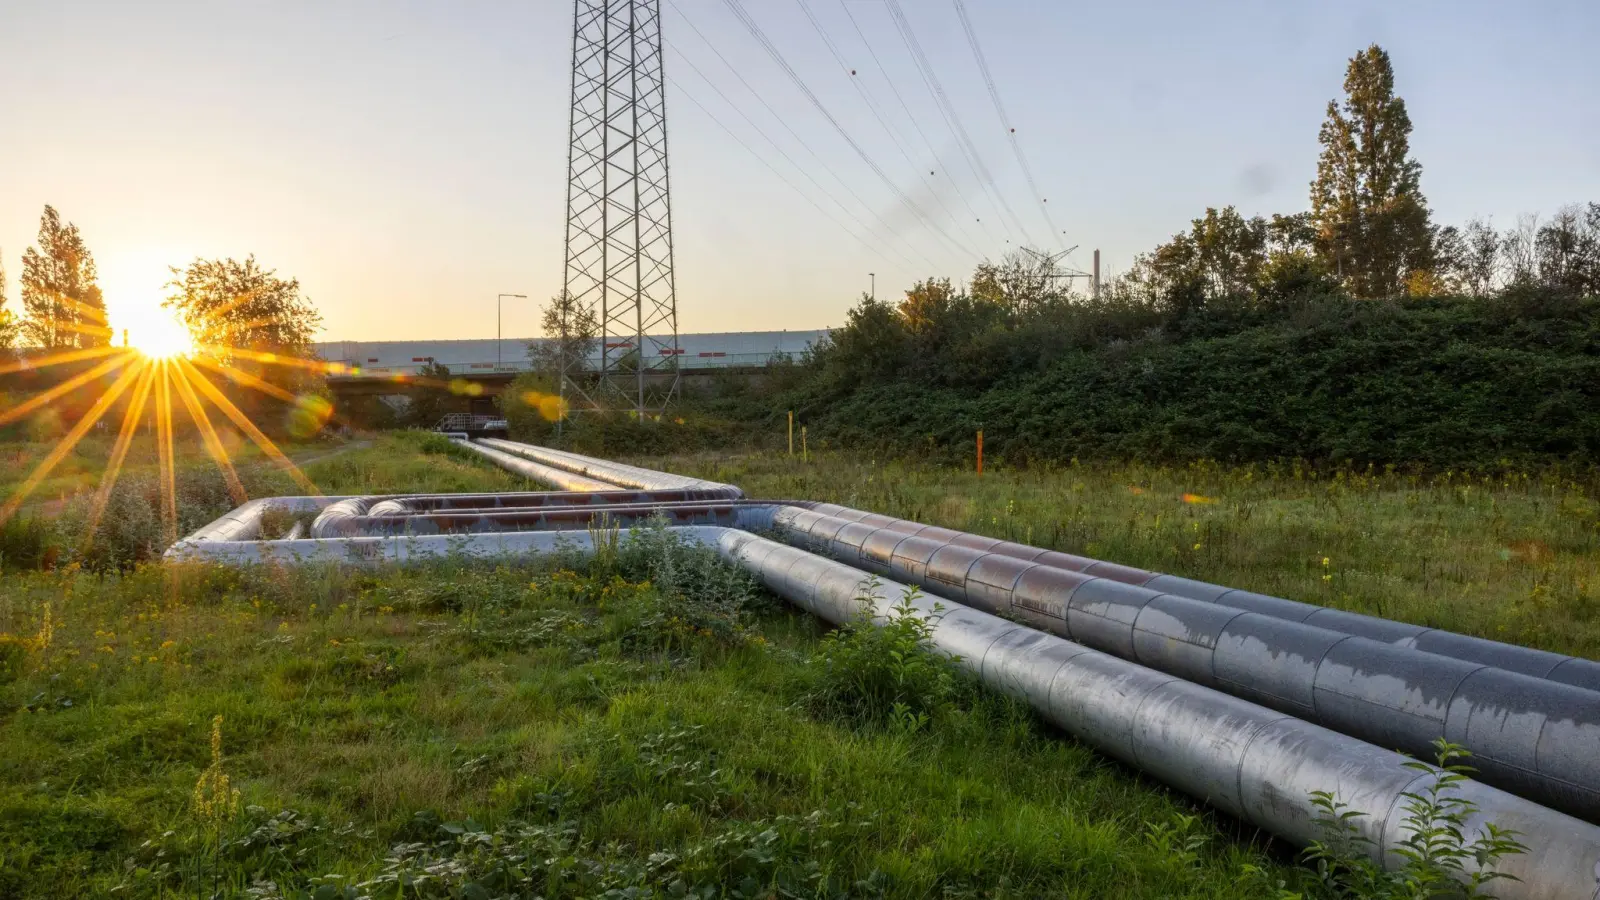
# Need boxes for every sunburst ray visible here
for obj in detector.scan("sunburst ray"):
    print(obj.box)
[155,362,179,544]
[0,345,120,377]
[0,351,137,427]
[177,357,320,495]
[200,343,347,375]
[187,355,298,404]
[168,360,248,506]
[81,363,159,551]
[0,358,147,526]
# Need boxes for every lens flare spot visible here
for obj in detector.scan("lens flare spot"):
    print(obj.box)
[286,394,334,438]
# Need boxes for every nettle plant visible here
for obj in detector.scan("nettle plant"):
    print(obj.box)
[810,581,960,732]
[1301,739,1528,900]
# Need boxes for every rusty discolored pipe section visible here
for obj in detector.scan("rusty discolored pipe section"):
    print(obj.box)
[770,505,1600,822]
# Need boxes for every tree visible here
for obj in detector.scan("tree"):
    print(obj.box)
[405,359,455,428]
[1138,207,1271,314]
[1309,45,1434,298]
[527,291,599,386]
[20,205,109,349]
[165,256,324,418]
[165,256,321,360]
[898,278,957,333]
[0,254,18,351]
[1534,204,1600,296]
[970,250,1072,316]
[1444,218,1502,296]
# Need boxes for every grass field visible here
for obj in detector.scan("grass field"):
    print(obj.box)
[651,451,1600,659]
[2,435,1592,897]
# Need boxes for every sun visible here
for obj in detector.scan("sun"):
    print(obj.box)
[121,304,195,359]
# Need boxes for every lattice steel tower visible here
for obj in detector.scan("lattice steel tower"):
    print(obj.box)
[561,0,680,418]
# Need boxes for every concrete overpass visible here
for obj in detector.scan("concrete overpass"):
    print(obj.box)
[315,330,826,413]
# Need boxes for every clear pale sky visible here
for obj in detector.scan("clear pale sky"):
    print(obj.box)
[2,1,1597,344]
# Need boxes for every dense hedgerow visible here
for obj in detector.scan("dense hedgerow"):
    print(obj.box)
[763,291,1600,469]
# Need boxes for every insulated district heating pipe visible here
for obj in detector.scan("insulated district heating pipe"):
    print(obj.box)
[310,491,757,538]
[474,437,741,495]
[161,519,1600,899]
[473,435,1600,695]
[776,502,1600,694]
[465,440,1599,694]
[342,441,1600,822]
[770,504,1600,822]
[452,440,628,491]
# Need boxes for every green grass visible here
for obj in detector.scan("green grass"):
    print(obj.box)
[644,451,1600,659]
[3,438,1583,897]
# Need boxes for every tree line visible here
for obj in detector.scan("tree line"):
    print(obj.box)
[1,204,327,439]
[685,44,1600,468]
[1,205,321,360]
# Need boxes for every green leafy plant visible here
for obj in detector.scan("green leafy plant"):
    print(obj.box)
[809,583,959,729]
[1302,739,1527,899]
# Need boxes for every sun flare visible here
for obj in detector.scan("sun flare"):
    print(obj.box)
[123,306,195,359]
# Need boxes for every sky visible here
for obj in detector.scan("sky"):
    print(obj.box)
[2,0,1598,345]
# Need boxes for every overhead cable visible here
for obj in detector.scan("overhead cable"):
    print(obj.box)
[836,0,997,246]
[883,0,1040,248]
[718,0,976,266]
[793,0,986,258]
[952,0,1062,243]
[669,72,927,272]
[666,0,942,270]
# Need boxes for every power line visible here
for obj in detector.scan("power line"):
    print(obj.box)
[669,45,926,268]
[665,0,940,269]
[882,0,1040,248]
[951,0,1062,244]
[717,0,975,267]
[792,0,985,258]
[836,0,997,246]
[670,74,924,272]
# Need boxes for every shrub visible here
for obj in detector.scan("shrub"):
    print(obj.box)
[809,585,959,730]
[761,291,1600,469]
[1301,739,1527,899]
[0,516,59,571]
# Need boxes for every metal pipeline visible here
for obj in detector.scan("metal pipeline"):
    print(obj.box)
[463,442,1597,696]
[475,437,742,496]
[309,492,777,539]
[784,503,1600,694]
[165,523,727,566]
[311,500,778,537]
[710,529,1600,900]
[453,439,621,491]
[770,506,1600,821]
[160,517,1600,897]
[170,443,1600,854]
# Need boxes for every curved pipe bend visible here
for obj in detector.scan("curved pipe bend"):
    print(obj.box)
[160,520,1600,899]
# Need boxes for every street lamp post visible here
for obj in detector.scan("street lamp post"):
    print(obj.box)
[869,272,875,301]
[497,293,527,370]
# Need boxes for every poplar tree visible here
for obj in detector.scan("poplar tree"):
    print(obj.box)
[1309,45,1434,298]
[0,255,17,349]
[20,206,109,348]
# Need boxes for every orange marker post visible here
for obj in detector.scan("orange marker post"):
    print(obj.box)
[976,429,984,476]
